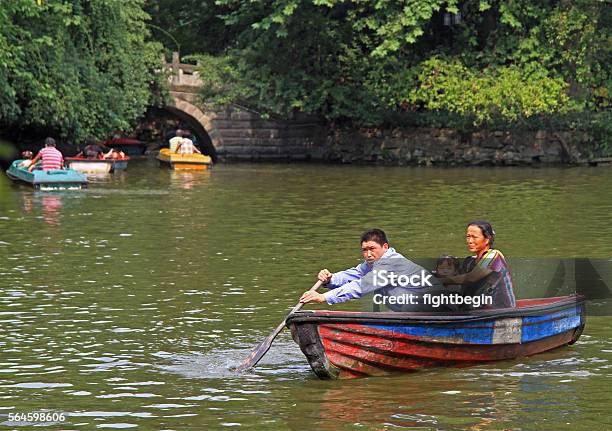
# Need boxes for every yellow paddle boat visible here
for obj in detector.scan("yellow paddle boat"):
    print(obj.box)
[156,148,212,170]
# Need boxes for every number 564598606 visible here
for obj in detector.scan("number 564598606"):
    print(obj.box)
[8,412,66,422]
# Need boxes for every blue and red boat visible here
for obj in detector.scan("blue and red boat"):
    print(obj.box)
[286,295,585,379]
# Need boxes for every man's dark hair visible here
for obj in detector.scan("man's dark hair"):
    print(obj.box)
[44,137,56,147]
[360,228,389,246]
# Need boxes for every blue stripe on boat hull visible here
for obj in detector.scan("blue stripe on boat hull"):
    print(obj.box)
[366,321,495,344]
[365,305,582,345]
[521,305,583,343]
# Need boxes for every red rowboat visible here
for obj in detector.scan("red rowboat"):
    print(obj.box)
[286,295,585,379]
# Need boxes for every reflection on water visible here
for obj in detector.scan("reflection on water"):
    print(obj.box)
[0,161,611,429]
[41,194,62,226]
[16,191,64,226]
[169,170,212,190]
[20,192,33,214]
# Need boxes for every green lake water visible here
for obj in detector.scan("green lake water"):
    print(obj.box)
[0,159,611,430]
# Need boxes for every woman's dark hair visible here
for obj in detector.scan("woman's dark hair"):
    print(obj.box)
[466,220,495,248]
[360,228,389,246]
[44,137,56,147]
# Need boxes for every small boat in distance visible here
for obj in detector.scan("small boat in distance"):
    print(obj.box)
[156,148,212,170]
[65,156,129,174]
[286,295,585,379]
[6,160,88,190]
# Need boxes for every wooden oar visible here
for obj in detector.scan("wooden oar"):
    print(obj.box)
[235,280,323,372]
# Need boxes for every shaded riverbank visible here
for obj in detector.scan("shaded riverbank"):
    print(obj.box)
[321,126,607,167]
[2,119,609,167]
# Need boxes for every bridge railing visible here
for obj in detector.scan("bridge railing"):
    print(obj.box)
[163,52,202,87]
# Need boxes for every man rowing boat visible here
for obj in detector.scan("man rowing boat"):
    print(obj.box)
[299,228,443,308]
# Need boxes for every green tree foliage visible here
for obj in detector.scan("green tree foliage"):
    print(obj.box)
[397,58,572,124]
[176,0,609,130]
[0,0,166,143]
[144,0,245,56]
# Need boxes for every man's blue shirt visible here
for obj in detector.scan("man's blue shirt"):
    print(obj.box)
[323,247,404,304]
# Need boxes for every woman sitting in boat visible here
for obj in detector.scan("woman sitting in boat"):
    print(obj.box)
[441,220,516,309]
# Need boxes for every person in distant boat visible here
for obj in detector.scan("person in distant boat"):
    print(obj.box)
[183,129,198,146]
[102,148,126,160]
[175,135,201,155]
[77,137,108,159]
[17,150,34,168]
[168,129,184,152]
[299,228,442,307]
[441,220,516,308]
[28,137,64,171]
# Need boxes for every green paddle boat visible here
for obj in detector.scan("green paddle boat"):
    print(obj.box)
[6,160,88,190]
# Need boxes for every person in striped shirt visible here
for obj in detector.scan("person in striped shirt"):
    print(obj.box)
[28,137,64,171]
[175,137,201,155]
[441,220,516,308]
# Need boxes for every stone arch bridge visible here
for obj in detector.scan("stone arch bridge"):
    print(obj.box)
[163,53,324,162]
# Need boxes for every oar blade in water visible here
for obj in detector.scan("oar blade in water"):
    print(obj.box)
[235,280,322,372]
[234,321,285,372]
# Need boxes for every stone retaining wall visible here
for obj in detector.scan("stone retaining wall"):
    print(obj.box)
[172,102,599,165]
[211,109,326,161]
[316,127,598,166]
[212,111,598,165]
